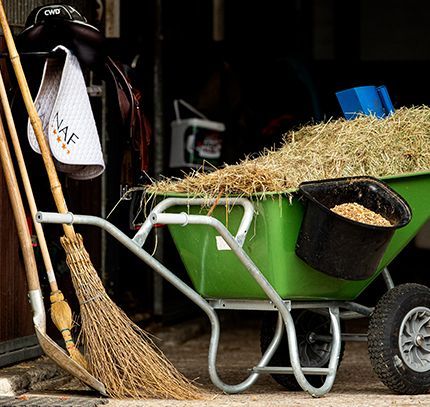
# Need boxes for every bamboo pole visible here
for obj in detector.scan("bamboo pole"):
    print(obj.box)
[0,116,38,290]
[0,2,74,239]
[0,70,87,368]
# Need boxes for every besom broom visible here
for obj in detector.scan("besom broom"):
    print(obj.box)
[0,108,105,393]
[0,1,203,399]
[0,67,87,369]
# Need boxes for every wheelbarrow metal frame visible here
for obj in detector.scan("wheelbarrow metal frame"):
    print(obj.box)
[38,197,370,397]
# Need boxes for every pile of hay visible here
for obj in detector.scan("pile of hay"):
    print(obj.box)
[147,106,430,199]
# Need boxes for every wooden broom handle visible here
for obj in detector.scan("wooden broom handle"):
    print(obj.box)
[0,117,39,291]
[0,70,59,292]
[0,0,75,239]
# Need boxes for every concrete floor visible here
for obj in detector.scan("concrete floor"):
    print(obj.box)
[8,314,430,407]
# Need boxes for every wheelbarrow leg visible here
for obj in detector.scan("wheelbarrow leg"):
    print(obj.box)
[207,304,286,393]
[206,302,286,393]
[280,305,341,396]
[382,267,395,289]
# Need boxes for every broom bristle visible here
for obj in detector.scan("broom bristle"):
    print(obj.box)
[50,290,88,370]
[60,233,204,400]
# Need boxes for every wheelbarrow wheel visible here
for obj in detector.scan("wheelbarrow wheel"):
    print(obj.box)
[368,283,430,395]
[260,310,345,391]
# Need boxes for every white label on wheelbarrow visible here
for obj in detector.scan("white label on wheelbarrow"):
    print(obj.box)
[216,236,231,250]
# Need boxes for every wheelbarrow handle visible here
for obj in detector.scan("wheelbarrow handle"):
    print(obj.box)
[132,197,255,247]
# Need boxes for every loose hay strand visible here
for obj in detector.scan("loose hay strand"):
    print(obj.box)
[147,106,430,198]
[61,234,204,400]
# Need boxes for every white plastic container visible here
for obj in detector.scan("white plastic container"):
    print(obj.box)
[169,100,225,169]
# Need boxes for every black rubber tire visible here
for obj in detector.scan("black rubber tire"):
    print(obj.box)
[260,310,345,390]
[368,283,430,395]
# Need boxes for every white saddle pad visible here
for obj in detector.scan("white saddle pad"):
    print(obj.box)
[28,45,105,180]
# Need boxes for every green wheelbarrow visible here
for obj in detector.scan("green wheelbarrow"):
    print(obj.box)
[36,170,430,397]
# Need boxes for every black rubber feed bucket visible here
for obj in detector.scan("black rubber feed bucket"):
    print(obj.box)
[295,176,412,280]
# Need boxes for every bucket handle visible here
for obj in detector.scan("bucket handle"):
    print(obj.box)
[173,99,209,121]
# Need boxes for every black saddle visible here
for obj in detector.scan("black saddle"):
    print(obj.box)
[17,4,105,69]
